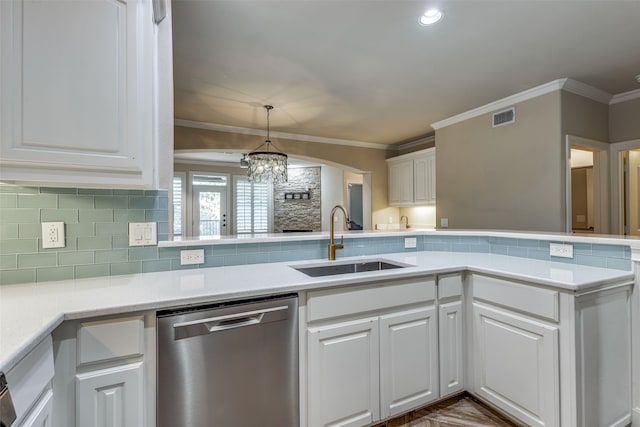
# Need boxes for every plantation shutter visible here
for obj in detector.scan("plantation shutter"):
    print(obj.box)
[235,177,270,234]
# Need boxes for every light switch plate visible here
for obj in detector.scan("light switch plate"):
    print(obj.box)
[550,243,573,258]
[129,222,157,246]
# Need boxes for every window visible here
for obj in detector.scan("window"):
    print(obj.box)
[234,176,271,234]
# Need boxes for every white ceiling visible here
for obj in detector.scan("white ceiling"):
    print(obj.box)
[172,0,640,146]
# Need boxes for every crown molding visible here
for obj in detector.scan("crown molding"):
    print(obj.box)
[397,135,435,151]
[429,78,621,131]
[562,79,612,104]
[174,119,396,151]
[430,79,568,130]
[610,88,640,105]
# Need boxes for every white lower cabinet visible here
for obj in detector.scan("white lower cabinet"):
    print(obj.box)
[308,318,380,427]
[305,278,438,427]
[52,312,155,427]
[380,307,439,418]
[76,362,144,427]
[472,302,559,427]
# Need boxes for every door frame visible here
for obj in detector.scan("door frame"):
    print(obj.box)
[186,171,231,237]
[610,139,640,234]
[565,135,610,234]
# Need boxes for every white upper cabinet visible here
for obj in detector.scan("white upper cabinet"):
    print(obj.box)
[388,158,414,206]
[0,0,173,189]
[387,148,436,206]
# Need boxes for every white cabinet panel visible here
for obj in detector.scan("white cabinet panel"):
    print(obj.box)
[5,336,54,425]
[308,318,380,427]
[0,0,166,188]
[76,362,144,427]
[473,303,559,427]
[413,152,436,204]
[388,159,414,206]
[576,288,632,427]
[77,316,144,365]
[380,306,438,418]
[19,388,53,427]
[439,300,464,397]
[307,278,435,322]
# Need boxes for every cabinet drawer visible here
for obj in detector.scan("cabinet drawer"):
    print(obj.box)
[438,273,463,300]
[307,277,435,322]
[471,275,559,322]
[77,316,144,365]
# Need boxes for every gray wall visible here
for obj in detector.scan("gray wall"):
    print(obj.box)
[561,91,609,142]
[436,91,565,231]
[609,98,640,142]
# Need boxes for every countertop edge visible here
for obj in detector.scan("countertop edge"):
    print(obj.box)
[0,253,634,373]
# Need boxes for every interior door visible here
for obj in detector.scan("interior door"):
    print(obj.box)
[193,187,227,237]
[628,149,640,236]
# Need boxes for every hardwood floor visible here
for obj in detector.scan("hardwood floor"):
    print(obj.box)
[373,393,522,427]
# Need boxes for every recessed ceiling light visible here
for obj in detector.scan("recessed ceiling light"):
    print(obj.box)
[419,9,443,26]
[635,74,640,84]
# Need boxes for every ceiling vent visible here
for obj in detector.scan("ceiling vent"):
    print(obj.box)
[492,107,515,127]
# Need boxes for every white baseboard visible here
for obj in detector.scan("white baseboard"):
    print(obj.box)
[632,407,640,425]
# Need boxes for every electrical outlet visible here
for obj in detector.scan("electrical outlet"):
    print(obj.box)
[181,249,205,265]
[550,243,573,258]
[440,218,449,228]
[42,222,65,249]
[404,237,417,249]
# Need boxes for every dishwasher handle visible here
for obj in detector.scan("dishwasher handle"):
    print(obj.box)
[172,305,289,340]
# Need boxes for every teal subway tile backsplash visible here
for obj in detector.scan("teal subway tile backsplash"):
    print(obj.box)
[0,184,634,285]
[36,266,74,282]
[0,185,169,284]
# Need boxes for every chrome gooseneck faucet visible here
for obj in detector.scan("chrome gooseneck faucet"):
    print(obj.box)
[329,205,349,260]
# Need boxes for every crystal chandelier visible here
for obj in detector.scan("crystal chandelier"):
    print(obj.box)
[245,105,288,183]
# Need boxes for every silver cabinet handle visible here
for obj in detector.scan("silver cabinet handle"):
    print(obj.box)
[172,305,289,339]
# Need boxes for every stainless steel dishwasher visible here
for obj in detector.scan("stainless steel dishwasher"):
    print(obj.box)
[157,293,299,427]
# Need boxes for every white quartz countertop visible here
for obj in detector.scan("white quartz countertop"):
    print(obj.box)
[0,251,634,373]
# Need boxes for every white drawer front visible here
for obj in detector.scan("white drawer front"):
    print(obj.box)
[307,278,435,322]
[438,273,463,300]
[471,275,559,322]
[77,316,144,365]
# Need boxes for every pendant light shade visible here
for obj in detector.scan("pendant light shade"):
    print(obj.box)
[245,105,288,183]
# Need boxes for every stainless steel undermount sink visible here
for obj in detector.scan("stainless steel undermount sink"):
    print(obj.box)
[292,259,411,277]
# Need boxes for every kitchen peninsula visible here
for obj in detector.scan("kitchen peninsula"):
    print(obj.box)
[0,229,638,427]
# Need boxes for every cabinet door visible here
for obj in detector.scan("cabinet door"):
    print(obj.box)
[413,152,436,204]
[473,303,559,427]
[0,0,155,187]
[76,362,144,427]
[308,318,380,427]
[20,388,53,427]
[388,159,414,206]
[439,300,464,397]
[380,306,438,418]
